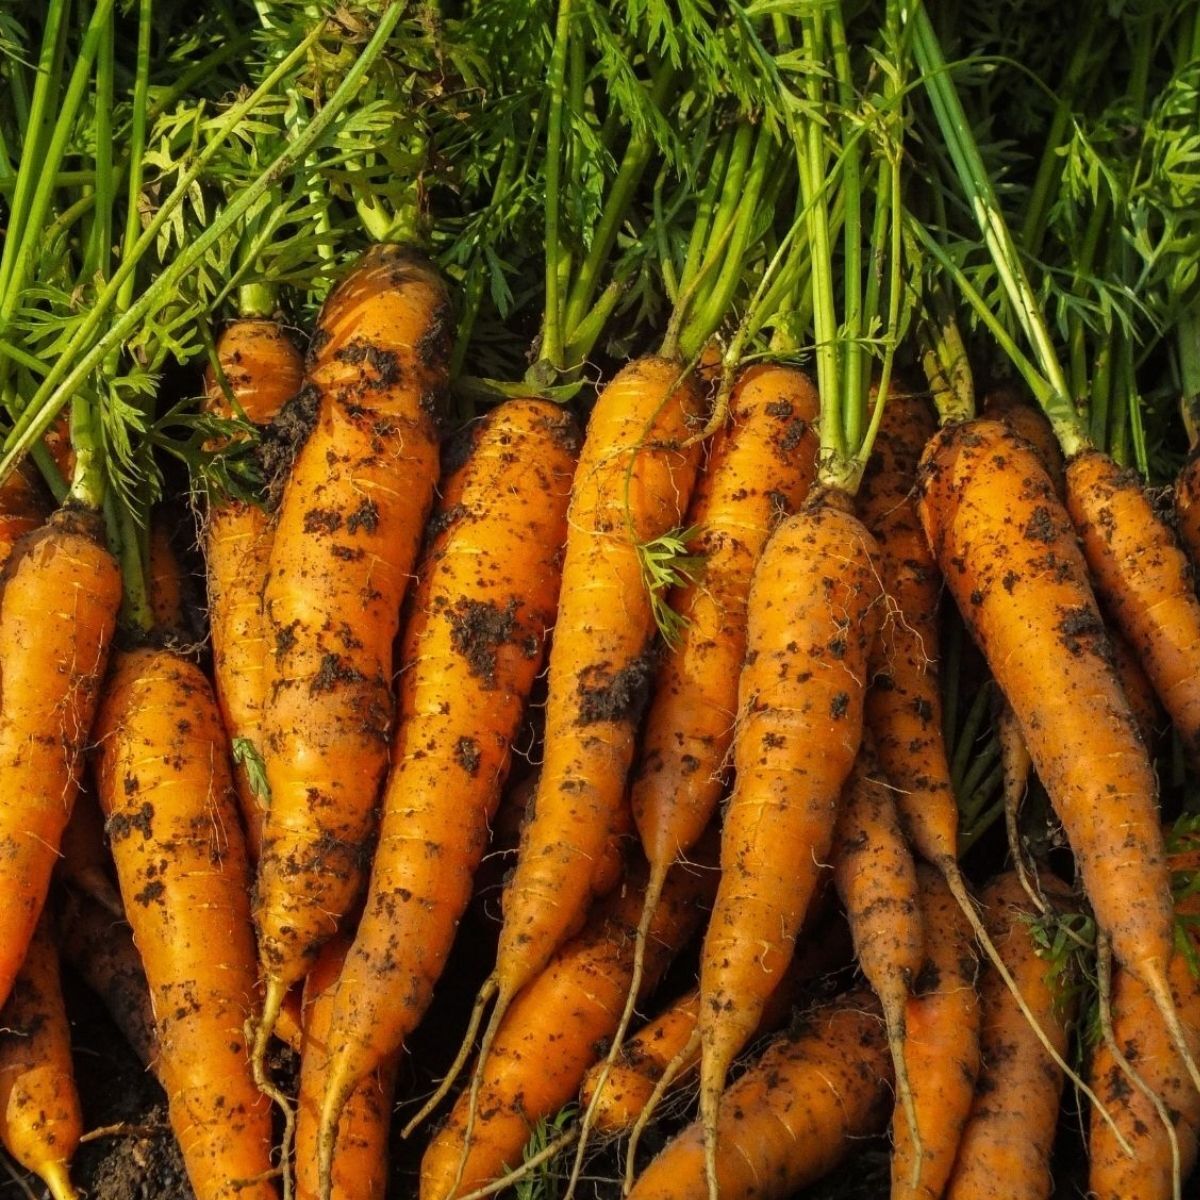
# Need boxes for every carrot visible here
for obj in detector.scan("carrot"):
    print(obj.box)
[0,463,47,570]
[1088,835,1200,1200]
[95,647,273,1200]
[1110,623,1162,748]
[1174,450,1200,569]
[203,319,305,859]
[982,386,1065,497]
[57,787,122,918]
[918,417,1182,1124]
[420,846,718,1200]
[255,248,450,1040]
[945,870,1074,1200]
[892,864,981,1200]
[446,357,702,1156]
[315,399,577,1185]
[626,990,891,1200]
[0,913,82,1200]
[0,506,121,1010]
[1066,449,1200,765]
[579,918,850,1137]
[147,516,185,634]
[832,736,924,1175]
[697,487,882,1186]
[297,934,398,1200]
[56,888,156,1072]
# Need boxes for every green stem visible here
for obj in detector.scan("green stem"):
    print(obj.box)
[539,0,574,372]
[908,1,1086,456]
[118,0,153,317]
[1179,307,1200,447]
[67,397,104,511]
[0,8,400,483]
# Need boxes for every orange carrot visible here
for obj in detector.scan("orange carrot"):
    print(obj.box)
[0,463,47,570]
[626,991,891,1200]
[448,358,702,1153]
[857,386,955,870]
[56,889,156,1072]
[315,399,577,1182]
[297,934,398,1200]
[945,870,1074,1200]
[1174,451,1200,569]
[95,647,273,1200]
[982,386,1065,497]
[147,516,185,634]
[420,848,718,1200]
[203,319,305,859]
[697,488,882,1178]
[832,737,924,1169]
[255,248,450,1036]
[56,787,122,917]
[1110,623,1162,749]
[1066,450,1200,765]
[1088,834,1200,1200]
[578,918,850,1136]
[0,506,121,1010]
[892,864,981,1200]
[918,418,1182,1109]
[0,913,82,1200]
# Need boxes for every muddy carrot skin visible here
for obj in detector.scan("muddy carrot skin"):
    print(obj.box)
[317,399,577,1165]
[0,506,121,1010]
[946,870,1074,1200]
[0,914,82,1200]
[0,463,47,570]
[983,386,1065,497]
[578,921,850,1135]
[632,363,818,874]
[892,865,981,1200]
[95,648,273,1200]
[257,248,451,1002]
[1174,451,1200,568]
[698,489,882,1141]
[1088,835,1200,1200]
[297,934,397,1200]
[917,420,1175,1019]
[204,320,305,858]
[420,850,718,1200]
[56,889,156,1071]
[627,991,891,1200]
[1066,449,1200,765]
[857,386,955,867]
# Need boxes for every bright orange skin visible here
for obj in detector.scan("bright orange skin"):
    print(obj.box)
[297,934,397,1200]
[0,507,121,1011]
[1110,624,1162,748]
[493,357,702,1003]
[627,992,891,1200]
[858,387,955,865]
[892,865,981,1200]
[95,648,272,1200]
[147,517,185,632]
[631,364,817,872]
[982,387,1065,497]
[319,400,577,1136]
[57,889,156,1071]
[1067,449,1200,765]
[0,914,82,1198]
[579,921,850,1135]
[204,320,305,858]
[946,870,1074,1200]
[833,738,923,1045]
[258,248,450,989]
[918,421,1174,994]
[420,851,718,1200]
[0,464,47,569]
[1174,451,1200,568]
[698,490,882,1117]
[1088,835,1200,1200]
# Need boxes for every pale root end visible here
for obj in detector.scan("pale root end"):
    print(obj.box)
[564,867,668,1200]
[880,993,921,1191]
[38,1160,77,1200]
[1143,958,1200,1145]
[451,990,512,1200]
[624,1026,701,1195]
[401,974,497,1140]
[250,978,294,1200]
[699,1057,724,1200]
[316,1066,357,1200]
[940,860,1131,1157]
[1097,936,1180,1196]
